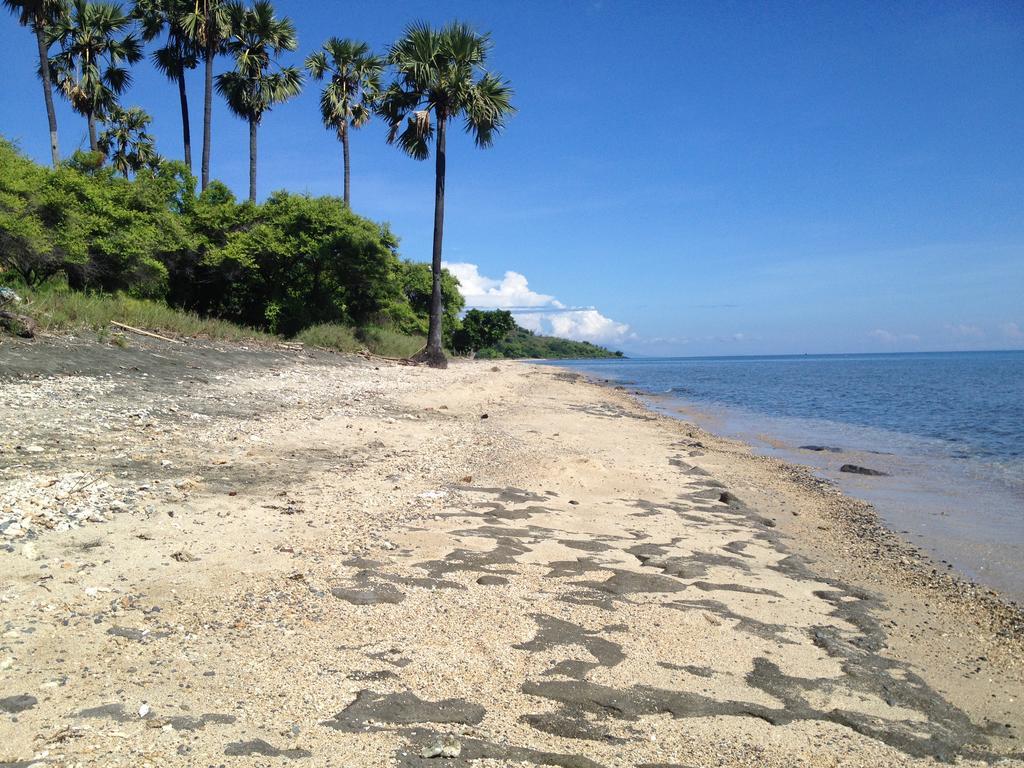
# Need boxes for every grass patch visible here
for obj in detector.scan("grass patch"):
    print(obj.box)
[358,326,425,358]
[6,283,427,357]
[296,323,425,358]
[294,323,362,353]
[16,285,273,342]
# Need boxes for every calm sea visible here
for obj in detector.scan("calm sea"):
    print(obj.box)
[545,352,1024,602]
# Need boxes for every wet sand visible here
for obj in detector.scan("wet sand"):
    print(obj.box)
[637,394,1024,604]
[1,336,1023,767]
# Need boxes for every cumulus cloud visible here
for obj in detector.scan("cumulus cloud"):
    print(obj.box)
[444,262,561,309]
[444,261,630,345]
[548,309,630,342]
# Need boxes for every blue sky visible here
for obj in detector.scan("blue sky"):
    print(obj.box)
[2,0,1022,355]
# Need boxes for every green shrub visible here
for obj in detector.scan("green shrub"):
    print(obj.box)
[452,309,516,354]
[0,138,462,340]
[295,323,363,352]
[358,326,425,358]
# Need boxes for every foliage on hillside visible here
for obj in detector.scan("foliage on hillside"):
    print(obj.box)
[476,323,623,360]
[0,138,462,338]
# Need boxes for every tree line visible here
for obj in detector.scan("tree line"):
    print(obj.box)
[4,0,515,366]
[0,138,464,338]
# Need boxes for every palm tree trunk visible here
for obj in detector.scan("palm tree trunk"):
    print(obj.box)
[341,122,350,206]
[248,117,257,203]
[87,110,97,152]
[417,115,447,368]
[177,70,192,172]
[33,17,60,167]
[201,34,214,190]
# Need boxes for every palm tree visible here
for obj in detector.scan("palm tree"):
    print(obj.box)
[97,104,159,175]
[3,0,67,166]
[48,0,142,152]
[305,38,383,207]
[179,0,230,190]
[132,0,196,170]
[378,21,514,368]
[215,0,301,203]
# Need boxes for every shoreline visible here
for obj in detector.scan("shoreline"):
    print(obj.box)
[569,366,1024,642]
[650,392,1024,604]
[564,365,1024,615]
[2,337,1023,766]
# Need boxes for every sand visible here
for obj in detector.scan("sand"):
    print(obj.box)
[1,337,1022,767]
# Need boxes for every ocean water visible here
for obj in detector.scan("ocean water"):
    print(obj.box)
[545,352,1024,602]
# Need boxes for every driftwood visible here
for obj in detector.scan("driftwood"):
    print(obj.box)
[358,349,421,365]
[0,310,36,338]
[110,321,183,344]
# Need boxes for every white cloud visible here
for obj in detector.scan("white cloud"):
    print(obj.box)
[548,309,630,343]
[444,261,630,345]
[443,262,562,309]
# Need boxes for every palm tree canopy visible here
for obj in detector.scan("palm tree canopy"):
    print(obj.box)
[132,0,198,81]
[177,0,229,51]
[48,0,143,119]
[305,38,384,133]
[3,0,66,29]
[97,104,160,175]
[378,20,514,160]
[215,0,301,124]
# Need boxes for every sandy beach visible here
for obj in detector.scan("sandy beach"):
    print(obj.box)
[2,338,1023,767]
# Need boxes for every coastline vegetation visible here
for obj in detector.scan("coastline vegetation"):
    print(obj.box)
[476,326,624,359]
[0,1,619,361]
[15,281,433,357]
[15,281,274,341]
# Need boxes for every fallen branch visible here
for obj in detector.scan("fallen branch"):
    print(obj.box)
[358,349,421,364]
[110,321,183,344]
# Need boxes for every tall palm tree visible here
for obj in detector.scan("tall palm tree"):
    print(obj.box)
[179,0,230,190]
[132,0,196,170]
[378,21,514,368]
[305,38,383,207]
[48,0,142,152]
[215,0,301,203]
[3,0,68,166]
[97,104,159,175]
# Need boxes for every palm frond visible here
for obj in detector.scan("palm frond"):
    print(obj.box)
[394,115,431,160]
[304,49,327,79]
[441,21,489,68]
[464,72,514,148]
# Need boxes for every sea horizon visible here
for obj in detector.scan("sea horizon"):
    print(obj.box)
[618,348,1024,361]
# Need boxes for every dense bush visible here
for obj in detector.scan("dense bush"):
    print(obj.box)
[0,142,190,296]
[452,308,517,354]
[477,325,623,359]
[0,138,462,337]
